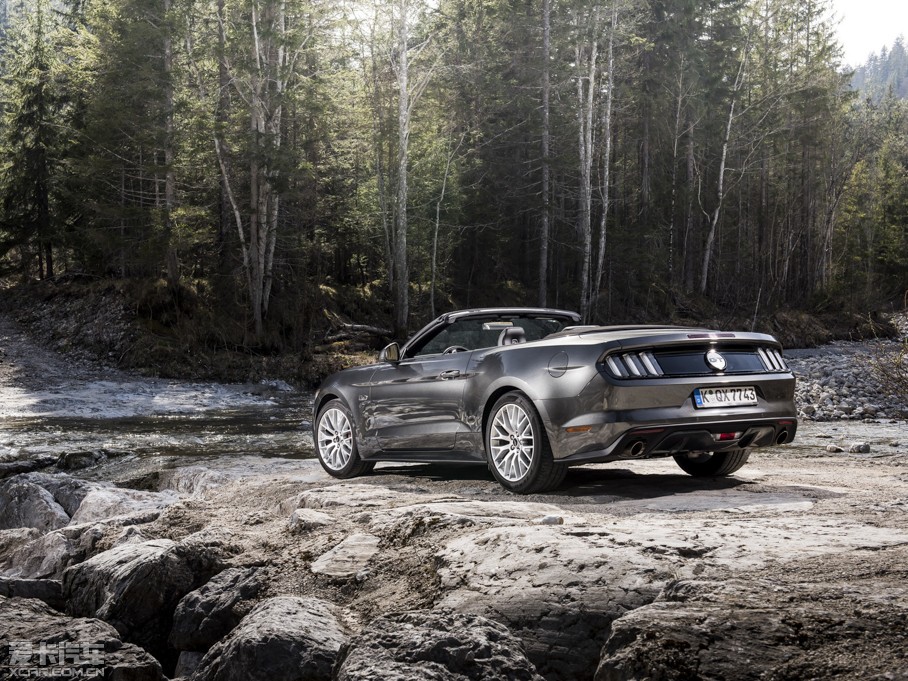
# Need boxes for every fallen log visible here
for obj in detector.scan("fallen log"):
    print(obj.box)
[323,324,391,344]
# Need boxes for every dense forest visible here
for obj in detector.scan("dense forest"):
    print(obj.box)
[0,0,905,349]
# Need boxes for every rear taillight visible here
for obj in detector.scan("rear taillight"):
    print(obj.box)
[605,351,664,378]
[757,347,788,372]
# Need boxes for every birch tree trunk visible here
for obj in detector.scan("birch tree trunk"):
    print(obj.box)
[243,0,286,338]
[699,42,749,295]
[367,12,393,298]
[216,0,231,278]
[576,29,598,321]
[593,4,617,316]
[431,134,463,318]
[163,0,179,287]
[394,0,410,337]
[538,0,551,307]
[667,57,685,289]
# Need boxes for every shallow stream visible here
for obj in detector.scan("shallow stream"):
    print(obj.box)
[0,376,317,484]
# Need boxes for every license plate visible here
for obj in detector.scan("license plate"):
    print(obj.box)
[693,386,757,408]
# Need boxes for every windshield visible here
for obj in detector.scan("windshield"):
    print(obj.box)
[409,316,570,357]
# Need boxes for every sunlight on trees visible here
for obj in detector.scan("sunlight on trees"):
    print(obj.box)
[0,0,905,343]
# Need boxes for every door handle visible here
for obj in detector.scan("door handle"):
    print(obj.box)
[440,369,461,380]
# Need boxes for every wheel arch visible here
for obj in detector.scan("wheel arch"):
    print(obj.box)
[481,386,524,440]
[480,384,555,445]
[313,391,367,442]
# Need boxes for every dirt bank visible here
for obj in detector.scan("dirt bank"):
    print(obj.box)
[1,279,901,388]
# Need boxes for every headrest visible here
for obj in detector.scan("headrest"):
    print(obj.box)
[498,326,526,346]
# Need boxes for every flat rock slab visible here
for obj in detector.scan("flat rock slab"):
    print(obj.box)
[0,576,63,609]
[288,508,333,533]
[608,489,815,513]
[295,483,457,510]
[596,578,908,680]
[597,516,908,569]
[311,534,380,578]
[435,525,669,680]
[374,500,585,526]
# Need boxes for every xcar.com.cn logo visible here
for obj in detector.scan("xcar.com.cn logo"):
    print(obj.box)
[3,641,105,678]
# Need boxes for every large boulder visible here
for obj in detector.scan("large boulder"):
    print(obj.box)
[0,595,163,681]
[169,567,262,652]
[0,527,40,557]
[2,511,161,580]
[0,477,70,531]
[334,610,543,681]
[595,578,908,680]
[0,576,63,609]
[69,486,178,524]
[0,472,177,534]
[3,529,74,578]
[17,472,95,516]
[192,596,348,681]
[63,533,229,668]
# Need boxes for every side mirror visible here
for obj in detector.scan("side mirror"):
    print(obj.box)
[379,342,401,363]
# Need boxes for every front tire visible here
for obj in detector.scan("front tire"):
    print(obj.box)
[315,400,374,479]
[673,449,750,477]
[485,393,566,494]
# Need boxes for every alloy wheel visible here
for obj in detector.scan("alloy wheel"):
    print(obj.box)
[317,407,354,471]
[489,403,535,482]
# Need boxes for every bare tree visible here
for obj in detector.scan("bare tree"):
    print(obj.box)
[393,0,410,337]
[575,9,599,321]
[431,132,465,318]
[389,0,436,336]
[162,0,179,287]
[699,35,751,295]
[592,2,618,318]
[538,0,551,308]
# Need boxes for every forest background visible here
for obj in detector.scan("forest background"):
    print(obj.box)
[0,0,906,379]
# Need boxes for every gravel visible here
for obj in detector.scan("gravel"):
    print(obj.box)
[786,312,907,422]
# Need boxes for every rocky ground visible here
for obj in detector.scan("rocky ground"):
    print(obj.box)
[785,311,908,422]
[1,313,908,680]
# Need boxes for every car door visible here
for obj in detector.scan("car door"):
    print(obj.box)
[365,351,473,451]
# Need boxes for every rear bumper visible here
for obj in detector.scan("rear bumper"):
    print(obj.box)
[557,416,797,464]
[536,371,798,463]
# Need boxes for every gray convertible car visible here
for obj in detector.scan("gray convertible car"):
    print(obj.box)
[313,308,797,493]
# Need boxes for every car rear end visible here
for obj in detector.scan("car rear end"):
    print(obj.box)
[544,328,797,464]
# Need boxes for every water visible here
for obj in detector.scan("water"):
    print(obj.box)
[0,376,317,483]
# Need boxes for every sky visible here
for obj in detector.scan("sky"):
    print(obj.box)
[831,0,907,66]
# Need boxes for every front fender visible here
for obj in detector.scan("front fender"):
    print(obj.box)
[313,365,378,451]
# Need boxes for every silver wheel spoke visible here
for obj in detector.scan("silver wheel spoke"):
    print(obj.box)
[490,402,535,482]
[317,407,354,471]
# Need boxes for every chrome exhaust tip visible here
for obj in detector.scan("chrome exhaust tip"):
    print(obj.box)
[625,440,646,457]
[775,430,789,445]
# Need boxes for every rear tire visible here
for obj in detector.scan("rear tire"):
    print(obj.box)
[314,400,374,479]
[673,449,750,477]
[485,393,566,493]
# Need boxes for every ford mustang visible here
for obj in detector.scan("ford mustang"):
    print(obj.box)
[313,308,797,493]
